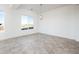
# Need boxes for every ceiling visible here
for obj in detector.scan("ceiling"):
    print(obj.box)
[10,4,72,14]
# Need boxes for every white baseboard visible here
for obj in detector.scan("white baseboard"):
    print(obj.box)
[39,32,79,42]
[0,32,37,41]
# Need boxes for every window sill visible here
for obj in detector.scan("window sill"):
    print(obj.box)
[21,27,34,30]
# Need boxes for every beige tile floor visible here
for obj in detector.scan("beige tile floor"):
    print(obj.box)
[0,33,79,54]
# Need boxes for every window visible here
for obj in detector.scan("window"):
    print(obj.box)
[21,16,34,30]
[0,11,5,32]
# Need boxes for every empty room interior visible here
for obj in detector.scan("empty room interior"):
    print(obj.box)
[0,4,79,54]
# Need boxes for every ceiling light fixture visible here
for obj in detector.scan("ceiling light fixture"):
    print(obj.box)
[30,8,33,11]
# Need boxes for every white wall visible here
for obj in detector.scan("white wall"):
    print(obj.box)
[39,5,79,41]
[0,5,79,41]
[0,5,39,40]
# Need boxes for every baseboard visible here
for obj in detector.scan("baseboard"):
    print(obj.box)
[0,32,79,42]
[38,32,79,42]
[0,32,38,41]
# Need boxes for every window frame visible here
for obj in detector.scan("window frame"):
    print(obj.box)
[0,11,5,32]
[21,15,34,30]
